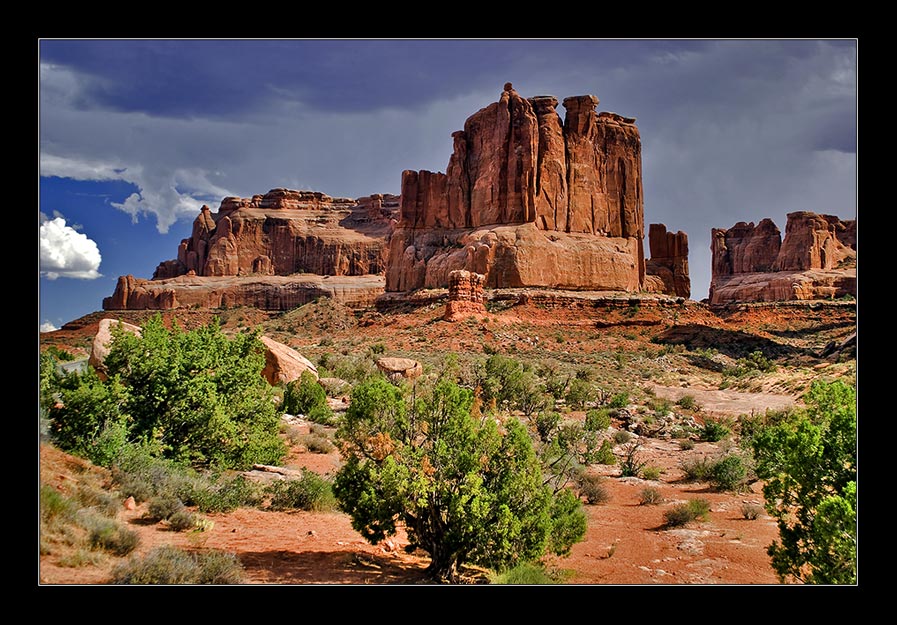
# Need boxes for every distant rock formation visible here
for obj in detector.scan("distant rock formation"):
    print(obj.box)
[444,270,486,321]
[385,83,658,294]
[709,211,856,304]
[104,190,397,311]
[376,357,423,382]
[644,224,690,298]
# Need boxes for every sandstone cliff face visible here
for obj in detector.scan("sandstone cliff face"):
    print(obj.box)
[153,189,398,281]
[444,270,486,321]
[386,84,648,294]
[709,211,856,304]
[644,224,690,298]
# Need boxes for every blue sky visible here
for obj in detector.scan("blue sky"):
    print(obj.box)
[38,39,857,330]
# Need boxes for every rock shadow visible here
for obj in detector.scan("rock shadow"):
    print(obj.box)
[654,324,814,360]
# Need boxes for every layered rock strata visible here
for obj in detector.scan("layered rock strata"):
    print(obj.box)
[644,224,690,298]
[386,84,650,294]
[709,211,856,304]
[444,270,487,321]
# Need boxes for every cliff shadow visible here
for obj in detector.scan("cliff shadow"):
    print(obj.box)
[654,324,816,361]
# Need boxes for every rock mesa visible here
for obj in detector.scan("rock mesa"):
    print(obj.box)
[709,211,856,304]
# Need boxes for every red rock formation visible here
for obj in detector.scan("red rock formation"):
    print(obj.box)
[376,357,423,382]
[153,190,398,281]
[709,212,856,304]
[103,274,386,311]
[644,224,690,298]
[88,318,142,379]
[386,84,648,294]
[444,270,486,321]
[259,335,318,386]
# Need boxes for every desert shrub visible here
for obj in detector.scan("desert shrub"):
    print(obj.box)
[147,495,185,521]
[680,455,714,482]
[613,430,632,445]
[708,454,748,492]
[678,439,695,451]
[565,377,593,410]
[85,515,140,556]
[594,440,616,465]
[535,411,562,442]
[74,484,121,518]
[265,470,338,512]
[676,395,698,410]
[641,466,662,481]
[577,473,610,505]
[639,487,663,506]
[664,498,711,527]
[112,546,244,584]
[187,475,261,513]
[741,503,764,520]
[167,509,199,532]
[488,562,566,585]
[299,433,335,454]
[619,440,646,477]
[608,392,629,409]
[283,371,333,424]
[369,342,387,355]
[585,408,612,431]
[41,484,76,524]
[724,350,777,378]
[700,418,731,442]
[651,398,674,418]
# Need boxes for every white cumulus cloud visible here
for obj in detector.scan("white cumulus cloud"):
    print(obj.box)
[39,215,102,280]
[40,321,59,333]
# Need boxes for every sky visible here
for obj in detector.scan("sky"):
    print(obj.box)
[38,38,858,331]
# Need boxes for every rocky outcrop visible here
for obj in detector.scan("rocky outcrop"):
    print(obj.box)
[376,357,423,382]
[259,335,318,386]
[386,84,649,294]
[104,274,386,311]
[710,212,856,304]
[153,190,398,281]
[444,270,486,321]
[644,224,690,298]
[88,319,142,379]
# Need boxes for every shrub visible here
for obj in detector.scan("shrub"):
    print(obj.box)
[167,509,199,532]
[535,411,561,442]
[613,430,632,445]
[708,454,748,492]
[680,455,714,482]
[85,516,140,556]
[111,546,244,584]
[265,470,338,512]
[585,408,611,431]
[664,498,710,527]
[651,398,673,418]
[678,439,695,451]
[188,475,261,513]
[299,433,335,454]
[639,487,663,506]
[147,495,185,521]
[74,485,121,518]
[619,440,646,478]
[676,395,698,410]
[565,378,593,410]
[641,466,662,481]
[594,439,616,465]
[41,485,75,524]
[700,418,730,442]
[489,562,565,585]
[741,503,764,520]
[608,392,629,409]
[283,371,333,421]
[577,473,610,505]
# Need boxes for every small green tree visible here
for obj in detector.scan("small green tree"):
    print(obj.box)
[333,376,586,583]
[751,380,856,584]
[283,370,334,424]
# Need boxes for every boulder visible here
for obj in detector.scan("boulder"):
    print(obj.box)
[88,319,142,379]
[376,357,423,382]
[259,335,318,386]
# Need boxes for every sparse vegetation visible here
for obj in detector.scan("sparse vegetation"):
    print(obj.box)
[619,440,647,478]
[641,466,662,481]
[488,562,569,585]
[700,418,731,442]
[111,545,244,584]
[264,470,338,512]
[741,503,763,520]
[584,408,612,431]
[613,430,632,445]
[576,473,610,505]
[676,395,698,410]
[664,498,711,527]
[639,487,663,506]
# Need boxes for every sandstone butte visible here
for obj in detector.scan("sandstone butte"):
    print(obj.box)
[386,83,691,299]
[709,211,856,305]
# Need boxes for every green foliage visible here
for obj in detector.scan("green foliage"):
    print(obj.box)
[477,354,544,415]
[707,454,748,492]
[594,439,616,465]
[724,350,777,378]
[85,516,140,556]
[613,430,632,445]
[40,484,76,524]
[167,509,199,532]
[608,392,629,409]
[147,495,185,521]
[534,411,561,442]
[650,398,673,417]
[639,487,663,506]
[676,395,698,410]
[585,408,611,431]
[751,380,856,584]
[488,562,568,585]
[619,440,646,477]
[680,455,714,482]
[333,376,586,583]
[641,466,662,481]
[111,546,244,584]
[576,473,610,505]
[664,498,711,527]
[678,439,695,451]
[48,315,286,470]
[283,371,334,425]
[700,418,731,442]
[264,470,338,512]
[565,377,593,410]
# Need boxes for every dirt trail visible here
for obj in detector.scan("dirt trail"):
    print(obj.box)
[647,384,797,418]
